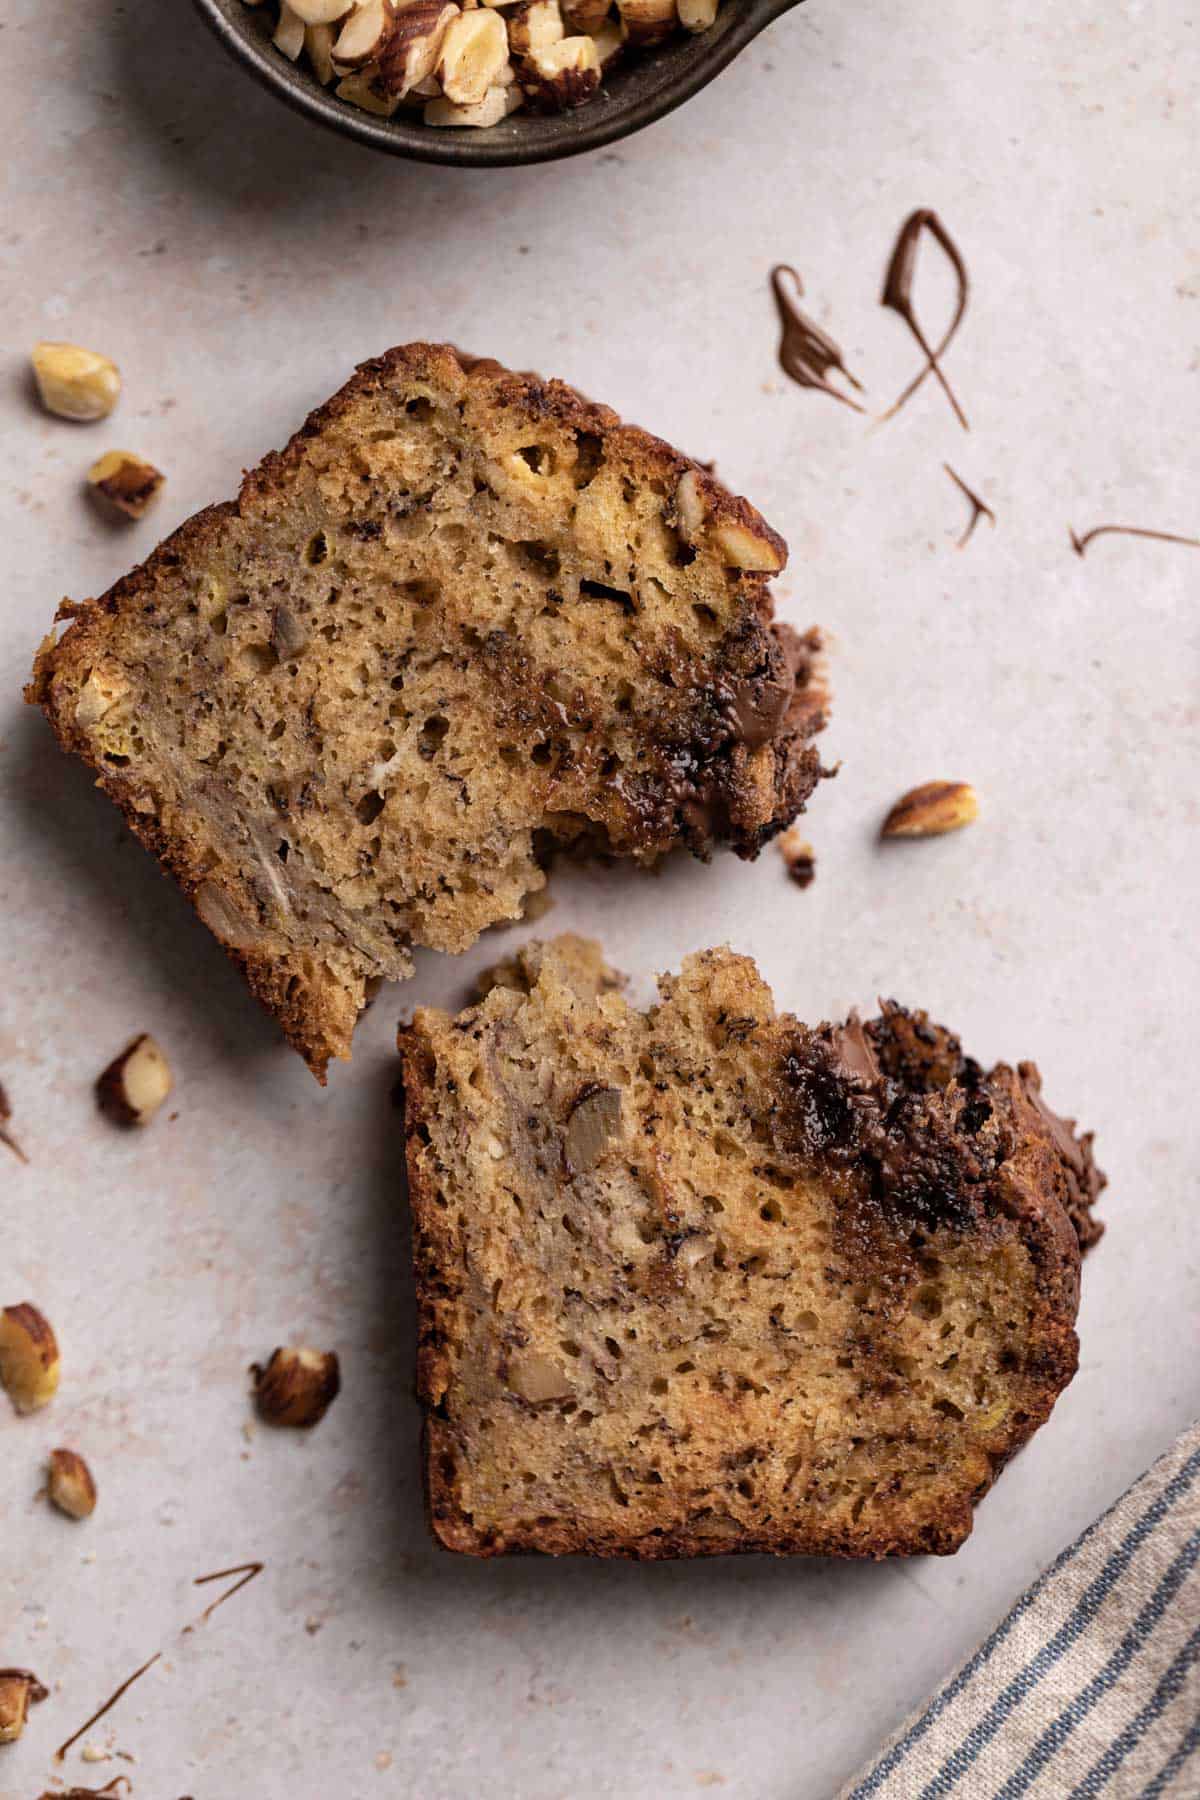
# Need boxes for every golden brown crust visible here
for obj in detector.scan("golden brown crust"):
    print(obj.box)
[400,941,1101,1560]
[27,346,824,1080]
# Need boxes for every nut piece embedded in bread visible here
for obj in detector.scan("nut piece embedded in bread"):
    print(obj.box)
[28,345,828,1080]
[0,1304,61,1415]
[399,937,1104,1558]
[47,1448,98,1520]
[96,1034,173,1127]
[252,1346,341,1427]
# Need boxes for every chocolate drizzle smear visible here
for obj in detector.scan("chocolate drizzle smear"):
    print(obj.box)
[770,265,866,412]
[39,1780,131,1800]
[880,210,970,430]
[190,1559,265,1625]
[0,1078,28,1164]
[55,1653,162,1763]
[944,464,995,547]
[55,1560,265,1763]
[1070,523,1200,558]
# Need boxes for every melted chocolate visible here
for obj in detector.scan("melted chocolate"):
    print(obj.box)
[39,1781,131,1800]
[880,211,970,429]
[773,1002,1104,1247]
[1070,523,1200,557]
[55,1653,162,1763]
[770,266,866,412]
[825,1016,881,1088]
[722,671,793,750]
[191,1559,265,1625]
[944,464,996,547]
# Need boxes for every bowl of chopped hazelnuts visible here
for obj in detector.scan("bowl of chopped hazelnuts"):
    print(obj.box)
[194,0,805,166]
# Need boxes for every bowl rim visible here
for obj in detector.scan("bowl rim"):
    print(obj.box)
[191,0,800,168]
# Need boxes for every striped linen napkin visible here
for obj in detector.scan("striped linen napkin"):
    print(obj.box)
[839,1422,1200,1799]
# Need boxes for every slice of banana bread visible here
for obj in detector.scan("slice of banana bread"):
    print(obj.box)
[27,346,826,1080]
[400,937,1104,1559]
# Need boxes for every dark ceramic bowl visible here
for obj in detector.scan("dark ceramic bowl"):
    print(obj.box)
[193,0,804,167]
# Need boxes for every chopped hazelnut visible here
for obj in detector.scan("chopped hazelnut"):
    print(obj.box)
[779,824,816,889]
[587,16,627,66]
[507,0,564,56]
[563,1083,623,1174]
[305,19,338,82]
[437,8,509,104]
[0,1304,61,1415]
[0,1668,47,1744]
[194,879,263,951]
[0,1079,27,1166]
[333,0,393,68]
[31,342,121,423]
[881,781,979,839]
[86,450,165,520]
[374,0,458,96]
[424,85,517,125]
[96,1034,173,1127]
[335,70,402,113]
[289,0,349,19]
[273,0,306,57]
[616,0,677,45]
[47,1448,98,1520]
[560,0,610,29]
[252,1346,341,1427]
[507,1351,574,1402]
[519,33,599,107]
[675,468,707,543]
[711,519,784,572]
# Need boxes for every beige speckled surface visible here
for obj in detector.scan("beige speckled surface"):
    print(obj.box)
[1,2,1198,1796]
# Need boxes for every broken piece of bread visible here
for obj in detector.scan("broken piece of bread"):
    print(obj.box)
[400,936,1103,1558]
[27,345,827,1079]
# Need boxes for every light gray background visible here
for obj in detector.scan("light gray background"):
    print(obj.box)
[2,2,1197,1796]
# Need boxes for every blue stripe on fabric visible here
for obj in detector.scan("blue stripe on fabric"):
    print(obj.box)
[846,1445,1200,1800]
[917,1458,1200,1800]
[993,1529,1200,1798]
[1141,1710,1200,1800]
[1070,1621,1200,1798]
